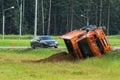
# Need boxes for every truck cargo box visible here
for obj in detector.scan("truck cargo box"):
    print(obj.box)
[60,26,111,59]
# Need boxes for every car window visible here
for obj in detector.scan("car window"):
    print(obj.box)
[33,37,39,40]
[40,36,53,40]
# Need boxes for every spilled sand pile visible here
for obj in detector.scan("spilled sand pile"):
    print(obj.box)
[23,52,74,63]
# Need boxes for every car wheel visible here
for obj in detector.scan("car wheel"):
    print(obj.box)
[54,46,58,48]
[40,44,44,48]
[31,45,36,49]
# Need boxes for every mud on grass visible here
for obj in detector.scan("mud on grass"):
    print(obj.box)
[22,52,75,63]
[22,48,120,63]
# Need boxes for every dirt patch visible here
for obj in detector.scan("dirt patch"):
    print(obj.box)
[23,52,74,63]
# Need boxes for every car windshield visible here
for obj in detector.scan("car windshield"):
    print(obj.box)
[40,36,53,40]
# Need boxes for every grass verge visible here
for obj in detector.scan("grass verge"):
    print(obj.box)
[0,48,120,80]
[0,35,65,47]
[0,35,120,47]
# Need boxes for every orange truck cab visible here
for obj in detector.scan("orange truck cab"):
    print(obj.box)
[60,26,111,59]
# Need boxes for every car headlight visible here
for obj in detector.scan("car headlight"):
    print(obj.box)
[55,41,58,44]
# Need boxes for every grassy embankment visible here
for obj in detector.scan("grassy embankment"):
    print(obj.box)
[0,35,120,80]
[107,35,120,46]
[0,35,120,47]
[0,35,65,47]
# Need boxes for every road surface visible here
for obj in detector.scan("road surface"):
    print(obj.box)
[0,46,66,49]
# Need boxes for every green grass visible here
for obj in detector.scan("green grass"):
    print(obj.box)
[107,35,120,46]
[0,48,120,80]
[0,35,120,80]
[0,35,33,39]
[0,35,32,46]
[0,35,120,47]
[0,35,65,47]
[0,39,30,46]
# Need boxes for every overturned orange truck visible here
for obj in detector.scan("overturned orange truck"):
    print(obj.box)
[60,26,111,59]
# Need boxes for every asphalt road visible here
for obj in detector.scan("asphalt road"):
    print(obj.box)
[0,46,120,51]
[0,46,66,49]
[112,47,120,51]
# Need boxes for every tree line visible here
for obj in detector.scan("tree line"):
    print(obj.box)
[0,0,120,36]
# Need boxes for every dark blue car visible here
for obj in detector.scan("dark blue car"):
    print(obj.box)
[30,36,58,49]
